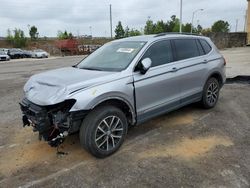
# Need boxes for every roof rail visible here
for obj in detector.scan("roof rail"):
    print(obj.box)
[154,32,202,37]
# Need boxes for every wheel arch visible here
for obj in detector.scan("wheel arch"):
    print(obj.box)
[91,97,136,126]
[206,71,224,88]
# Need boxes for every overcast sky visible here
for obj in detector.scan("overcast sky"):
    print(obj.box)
[0,0,248,37]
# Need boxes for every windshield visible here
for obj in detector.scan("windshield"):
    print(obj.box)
[77,41,146,72]
[0,51,5,55]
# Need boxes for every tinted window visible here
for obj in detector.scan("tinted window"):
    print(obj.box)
[200,39,212,54]
[196,40,205,56]
[142,40,173,67]
[174,39,200,61]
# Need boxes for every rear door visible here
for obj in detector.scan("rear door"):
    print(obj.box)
[172,38,208,104]
[133,40,182,123]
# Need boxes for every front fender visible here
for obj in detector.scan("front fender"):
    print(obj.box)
[68,76,135,112]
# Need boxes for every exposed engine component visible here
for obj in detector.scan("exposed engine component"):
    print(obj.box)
[20,98,84,148]
[49,131,69,147]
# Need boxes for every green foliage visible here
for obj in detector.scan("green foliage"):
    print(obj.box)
[154,20,166,34]
[114,15,211,39]
[6,28,27,48]
[172,21,180,32]
[166,15,178,32]
[124,26,130,38]
[144,19,155,34]
[142,15,206,35]
[124,26,142,37]
[29,25,39,40]
[57,30,73,40]
[128,29,141,36]
[201,28,212,35]
[115,21,125,39]
[6,29,13,41]
[182,23,192,33]
[211,20,230,33]
[144,16,184,34]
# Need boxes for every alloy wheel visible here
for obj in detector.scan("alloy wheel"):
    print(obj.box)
[206,82,219,105]
[95,116,124,151]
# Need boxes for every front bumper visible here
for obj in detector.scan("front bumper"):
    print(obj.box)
[20,98,87,146]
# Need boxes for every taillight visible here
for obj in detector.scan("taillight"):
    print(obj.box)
[223,57,227,66]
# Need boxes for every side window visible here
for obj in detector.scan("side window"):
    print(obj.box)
[196,39,205,56]
[199,39,212,54]
[174,39,200,61]
[142,40,173,67]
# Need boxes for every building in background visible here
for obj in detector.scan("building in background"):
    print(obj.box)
[247,0,250,44]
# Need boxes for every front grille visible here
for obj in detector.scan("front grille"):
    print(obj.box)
[20,98,50,133]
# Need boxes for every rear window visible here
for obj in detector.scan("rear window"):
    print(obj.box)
[199,39,212,54]
[173,39,200,61]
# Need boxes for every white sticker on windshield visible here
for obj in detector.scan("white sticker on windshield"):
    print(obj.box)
[117,48,135,53]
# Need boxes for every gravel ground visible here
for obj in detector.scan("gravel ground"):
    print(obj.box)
[0,49,249,188]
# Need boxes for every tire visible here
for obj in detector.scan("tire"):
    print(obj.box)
[201,77,220,109]
[79,105,128,158]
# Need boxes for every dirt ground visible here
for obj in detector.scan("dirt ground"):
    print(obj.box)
[0,48,250,188]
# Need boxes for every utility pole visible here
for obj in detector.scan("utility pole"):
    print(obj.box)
[110,4,113,39]
[180,0,183,33]
[244,10,247,32]
[235,19,238,32]
[191,9,203,34]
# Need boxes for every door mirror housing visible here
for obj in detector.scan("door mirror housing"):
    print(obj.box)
[140,58,152,74]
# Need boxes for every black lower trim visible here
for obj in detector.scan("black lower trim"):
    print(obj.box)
[70,110,88,121]
[136,92,202,125]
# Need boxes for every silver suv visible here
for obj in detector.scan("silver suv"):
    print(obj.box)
[20,34,226,158]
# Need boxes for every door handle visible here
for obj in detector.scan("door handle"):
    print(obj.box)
[203,59,208,64]
[170,67,178,72]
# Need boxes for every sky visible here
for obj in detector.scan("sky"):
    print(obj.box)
[0,0,248,37]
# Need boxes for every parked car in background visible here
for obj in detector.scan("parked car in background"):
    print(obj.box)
[0,48,9,55]
[8,48,24,59]
[22,50,33,58]
[32,49,49,58]
[0,51,10,61]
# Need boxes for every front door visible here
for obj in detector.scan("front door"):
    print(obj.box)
[133,40,182,123]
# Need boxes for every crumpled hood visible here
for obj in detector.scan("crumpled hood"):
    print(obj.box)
[24,67,118,105]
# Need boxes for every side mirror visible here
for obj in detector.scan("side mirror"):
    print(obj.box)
[140,58,152,74]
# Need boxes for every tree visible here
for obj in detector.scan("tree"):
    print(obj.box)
[144,19,155,35]
[6,29,13,41]
[201,28,212,35]
[124,26,130,38]
[29,26,39,40]
[123,26,142,38]
[166,15,178,32]
[57,30,73,40]
[129,29,141,36]
[182,23,192,33]
[68,32,73,39]
[115,21,125,39]
[211,20,230,33]
[154,20,166,34]
[196,24,203,34]
[6,28,27,48]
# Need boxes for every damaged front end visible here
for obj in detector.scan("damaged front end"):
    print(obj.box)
[20,98,86,147]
